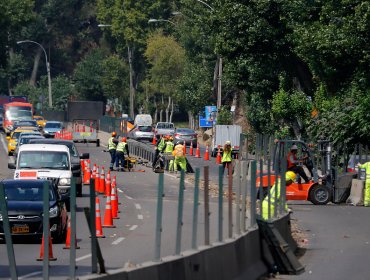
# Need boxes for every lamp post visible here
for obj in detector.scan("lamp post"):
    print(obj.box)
[17,40,52,108]
[98,24,135,118]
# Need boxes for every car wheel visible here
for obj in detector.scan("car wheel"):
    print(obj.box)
[309,184,331,205]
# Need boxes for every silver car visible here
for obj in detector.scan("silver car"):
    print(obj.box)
[128,125,154,142]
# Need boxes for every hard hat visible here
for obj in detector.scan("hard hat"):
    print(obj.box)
[169,136,174,141]
[112,131,117,137]
[225,140,231,145]
[122,137,127,142]
[291,144,298,150]
[285,171,296,182]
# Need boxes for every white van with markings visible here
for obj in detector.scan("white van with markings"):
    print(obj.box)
[8,144,75,205]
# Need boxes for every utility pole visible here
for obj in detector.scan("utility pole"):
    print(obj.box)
[127,45,134,119]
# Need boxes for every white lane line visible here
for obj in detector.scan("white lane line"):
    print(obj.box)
[134,203,141,210]
[19,271,41,279]
[76,254,92,262]
[117,188,124,193]
[0,134,7,153]
[125,194,133,200]
[129,225,138,231]
[138,214,143,220]
[112,237,125,245]
[19,254,92,279]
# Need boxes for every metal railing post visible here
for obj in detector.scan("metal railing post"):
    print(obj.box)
[218,164,223,242]
[154,173,164,261]
[192,168,200,249]
[250,160,257,227]
[204,166,210,245]
[42,180,50,280]
[235,160,241,235]
[228,162,233,238]
[175,171,185,255]
[69,177,77,279]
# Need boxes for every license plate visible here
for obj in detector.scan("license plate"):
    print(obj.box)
[12,225,29,234]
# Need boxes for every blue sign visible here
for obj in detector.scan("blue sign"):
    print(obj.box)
[199,117,213,128]
[205,106,217,122]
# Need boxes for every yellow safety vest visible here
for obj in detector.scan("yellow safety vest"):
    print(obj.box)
[116,142,127,153]
[108,137,117,150]
[222,149,232,163]
[173,144,184,157]
[164,141,174,153]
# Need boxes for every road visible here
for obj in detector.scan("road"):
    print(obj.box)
[0,135,228,279]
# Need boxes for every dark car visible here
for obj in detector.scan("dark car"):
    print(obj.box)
[0,179,68,243]
[43,121,63,138]
[28,139,89,197]
[12,120,40,131]
[173,128,198,147]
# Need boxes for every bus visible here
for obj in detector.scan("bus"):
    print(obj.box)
[3,102,33,133]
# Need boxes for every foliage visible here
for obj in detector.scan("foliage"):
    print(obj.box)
[217,106,233,125]
[12,81,41,106]
[48,75,75,111]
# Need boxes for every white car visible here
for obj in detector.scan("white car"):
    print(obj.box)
[8,144,77,209]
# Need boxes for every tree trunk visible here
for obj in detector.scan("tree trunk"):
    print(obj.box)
[188,111,193,129]
[153,99,158,123]
[128,45,135,118]
[169,99,174,122]
[159,95,164,122]
[165,96,171,122]
[30,48,42,86]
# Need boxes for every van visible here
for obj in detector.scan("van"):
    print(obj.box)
[8,144,77,208]
[134,114,152,126]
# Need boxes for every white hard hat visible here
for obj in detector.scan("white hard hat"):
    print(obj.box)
[291,144,298,150]
[225,140,231,145]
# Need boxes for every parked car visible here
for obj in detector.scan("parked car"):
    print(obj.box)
[173,128,198,147]
[0,179,68,243]
[43,121,63,138]
[154,122,175,139]
[128,125,154,142]
[28,138,90,197]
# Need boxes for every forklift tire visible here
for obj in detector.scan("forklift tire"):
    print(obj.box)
[309,184,331,205]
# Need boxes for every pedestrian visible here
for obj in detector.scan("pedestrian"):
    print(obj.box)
[108,131,119,171]
[153,135,167,168]
[357,162,370,206]
[172,142,187,172]
[116,137,129,171]
[221,140,233,175]
[262,171,296,220]
[287,144,310,183]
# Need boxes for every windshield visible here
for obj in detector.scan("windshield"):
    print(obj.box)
[18,151,70,170]
[157,123,174,129]
[15,121,37,127]
[68,143,79,157]
[6,109,33,121]
[19,137,43,145]
[176,128,195,134]
[138,126,152,132]
[5,184,55,201]
[45,123,62,129]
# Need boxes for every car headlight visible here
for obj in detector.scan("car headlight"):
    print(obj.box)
[59,178,71,186]
[49,206,58,218]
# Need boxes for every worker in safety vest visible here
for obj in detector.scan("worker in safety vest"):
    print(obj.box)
[221,140,233,175]
[164,136,175,171]
[153,135,167,168]
[108,132,119,171]
[287,145,310,183]
[262,171,296,220]
[357,162,370,206]
[116,137,129,171]
[172,142,186,172]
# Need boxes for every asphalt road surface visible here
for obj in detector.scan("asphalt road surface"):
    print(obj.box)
[0,135,230,279]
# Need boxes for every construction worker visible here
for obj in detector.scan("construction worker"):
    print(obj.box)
[163,136,175,171]
[172,142,187,172]
[153,135,167,168]
[262,171,296,220]
[108,131,119,171]
[357,162,370,206]
[116,137,129,171]
[221,140,233,175]
[287,145,310,183]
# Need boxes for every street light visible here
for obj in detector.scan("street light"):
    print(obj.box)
[17,40,52,108]
[148,19,176,25]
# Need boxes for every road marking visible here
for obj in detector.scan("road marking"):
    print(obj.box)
[135,203,141,210]
[129,225,138,231]
[112,237,125,245]
[126,194,133,200]
[117,188,124,193]
[0,135,7,153]
[19,271,41,279]
[76,254,92,262]
[138,214,143,220]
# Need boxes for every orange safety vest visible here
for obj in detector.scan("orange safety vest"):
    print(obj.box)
[172,144,184,157]
[287,151,297,169]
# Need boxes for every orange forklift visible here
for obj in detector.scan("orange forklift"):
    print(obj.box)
[256,140,355,205]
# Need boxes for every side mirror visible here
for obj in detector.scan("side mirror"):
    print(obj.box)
[80,153,90,159]
[8,162,16,169]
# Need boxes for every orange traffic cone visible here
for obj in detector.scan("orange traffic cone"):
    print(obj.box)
[91,164,96,180]
[99,167,105,194]
[204,144,210,161]
[112,175,120,205]
[195,143,201,158]
[183,141,187,155]
[216,145,222,164]
[95,197,105,238]
[95,166,100,192]
[105,170,111,197]
[189,141,194,156]
[63,219,80,249]
[102,195,115,228]
[37,234,57,261]
[111,183,119,219]
[84,160,91,184]
[152,135,157,145]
